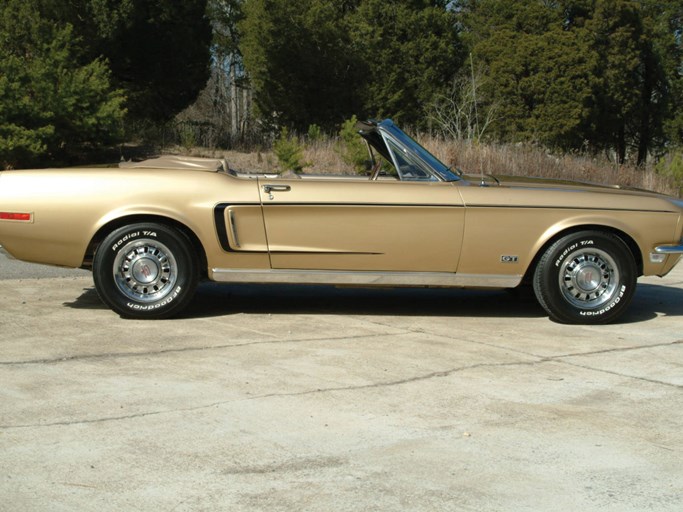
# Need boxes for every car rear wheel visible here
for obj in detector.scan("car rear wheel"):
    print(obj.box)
[533,230,637,324]
[93,223,199,319]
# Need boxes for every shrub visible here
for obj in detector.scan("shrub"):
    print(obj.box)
[273,127,307,173]
[307,124,323,142]
[337,115,369,173]
[177,122,198,151]
[655,152,683,195]
[0,1,125,168]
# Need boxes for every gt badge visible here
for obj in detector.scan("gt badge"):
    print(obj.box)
[501,255,519,263]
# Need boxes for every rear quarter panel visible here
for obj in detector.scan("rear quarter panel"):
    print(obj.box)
[0,168,269,270]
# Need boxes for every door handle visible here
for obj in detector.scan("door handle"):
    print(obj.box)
[263,184,291,200]
[262,184,291,193]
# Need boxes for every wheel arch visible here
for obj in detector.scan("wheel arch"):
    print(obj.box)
[82,215,208,277]
[523,224,643,285]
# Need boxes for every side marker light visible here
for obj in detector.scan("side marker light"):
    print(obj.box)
[0,212,32,221]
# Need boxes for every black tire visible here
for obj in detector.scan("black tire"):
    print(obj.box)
[533,230,637,324]
[93,223,199,319]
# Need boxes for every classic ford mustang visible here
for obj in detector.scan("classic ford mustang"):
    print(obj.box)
[1,119,682,323]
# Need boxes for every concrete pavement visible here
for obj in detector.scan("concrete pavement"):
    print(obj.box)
[1,256,682,511]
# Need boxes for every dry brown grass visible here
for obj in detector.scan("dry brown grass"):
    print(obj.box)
[164,138,352,175]
[165,135,682,197]
[420,136,681,197]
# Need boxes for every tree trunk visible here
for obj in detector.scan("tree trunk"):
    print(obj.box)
[617,124,626,165]
[230,61,238,139]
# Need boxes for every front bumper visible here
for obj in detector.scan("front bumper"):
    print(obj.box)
[652,238,683,276]
[655,239,683,254]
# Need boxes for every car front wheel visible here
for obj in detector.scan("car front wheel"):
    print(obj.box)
[533,231,637,324]
[93,223,199,319]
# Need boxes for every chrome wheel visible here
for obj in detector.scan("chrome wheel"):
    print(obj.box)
[533,230,636,324]
[113,239,178,303]
[559,248,619,309]
[94,223,199,319]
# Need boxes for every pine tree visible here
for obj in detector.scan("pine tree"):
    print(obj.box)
[347,0,462,125]
[0,0,126,168]
[239,0,461,131]
[240,0,362,130]
[640,0,683,153]
[462,0,596,147]
[40,0,213,123]
[459,0,675,164]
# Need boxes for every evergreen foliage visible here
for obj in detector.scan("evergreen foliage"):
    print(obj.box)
[4,0,683,169]
[307,124,323,142]
[273,127,307,173]
[240,0,363,131]
[348,0,463,124]
[40,0,213,123]
[239,0,460,130]
[656,151,683,192]
[458,0,682,164]
[0,0,126,168]
[337,115,370,173]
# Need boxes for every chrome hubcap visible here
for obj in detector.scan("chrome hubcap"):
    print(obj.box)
[559,248,619,308]
[113,239,177,303]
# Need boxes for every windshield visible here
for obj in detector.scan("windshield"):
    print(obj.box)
[384,136,438,181]
[378,120,460,182]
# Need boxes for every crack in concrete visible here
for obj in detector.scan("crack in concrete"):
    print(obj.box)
[557,339,683,358]
[0,332,399,366]
[556,359,683,389]
[354,317,683,388]
[6,344,680,431]
[0,358,542,430]
[355,316,683,361]
[1,318,679,430]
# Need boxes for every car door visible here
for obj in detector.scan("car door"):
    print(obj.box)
[257,177,465,272]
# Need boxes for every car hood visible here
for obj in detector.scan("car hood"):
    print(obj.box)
[457,173,683,215]
[467,173,667,198]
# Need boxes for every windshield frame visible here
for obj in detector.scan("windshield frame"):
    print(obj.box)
[357,119,460,182]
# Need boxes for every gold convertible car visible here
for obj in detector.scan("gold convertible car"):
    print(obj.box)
[1,120,682,323]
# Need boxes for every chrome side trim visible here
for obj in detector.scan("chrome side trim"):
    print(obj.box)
[654,240,683,254]
[228,209,240,248]
[210,268,523,289]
